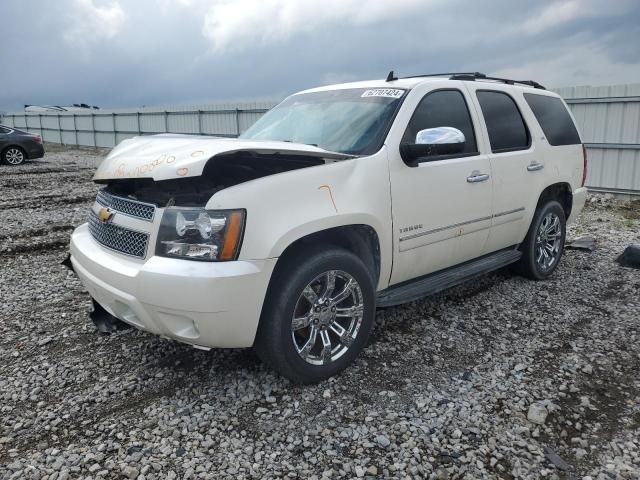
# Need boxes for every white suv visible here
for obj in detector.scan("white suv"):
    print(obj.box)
[69,72,588,383]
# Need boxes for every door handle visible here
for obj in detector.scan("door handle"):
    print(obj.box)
[467,172,490,183]
[527,162,544,172]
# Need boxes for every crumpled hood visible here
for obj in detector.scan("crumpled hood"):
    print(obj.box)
[93,134,353,182]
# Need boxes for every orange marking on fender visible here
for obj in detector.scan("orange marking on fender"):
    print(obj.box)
[318,185,338,213]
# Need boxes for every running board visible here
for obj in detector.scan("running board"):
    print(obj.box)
[376,249,522,307]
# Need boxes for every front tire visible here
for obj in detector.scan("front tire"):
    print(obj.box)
[2,147,26,166]
[254,247,375,384]
[515,200,566,280]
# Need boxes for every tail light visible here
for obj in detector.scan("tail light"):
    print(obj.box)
[32,134,42,144]
[581,144,588,187]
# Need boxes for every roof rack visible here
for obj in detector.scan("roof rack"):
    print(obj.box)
[389,71,546,90]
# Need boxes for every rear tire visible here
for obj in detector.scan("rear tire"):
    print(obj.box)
[514,200,566,280]
[2,146,26,166]
[254,247,375,384]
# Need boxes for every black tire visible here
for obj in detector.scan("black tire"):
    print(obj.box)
[2,146,26,166]
[514,200,566,280]
[254,247,376,384]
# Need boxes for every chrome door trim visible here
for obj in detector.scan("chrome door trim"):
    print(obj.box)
[399,206,526,242]
[493,206,526,218]
[399,215,492,242]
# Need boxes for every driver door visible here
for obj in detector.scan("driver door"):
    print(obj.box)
[388,87,494,285]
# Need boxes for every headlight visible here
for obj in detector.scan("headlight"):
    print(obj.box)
[156,208,245,261]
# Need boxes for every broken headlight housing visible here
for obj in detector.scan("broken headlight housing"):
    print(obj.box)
[156,208,245,261]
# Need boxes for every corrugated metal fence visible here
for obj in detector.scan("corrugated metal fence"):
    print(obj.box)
[0,101,276,148]
[2,84,640,194]
[555,83,640,195]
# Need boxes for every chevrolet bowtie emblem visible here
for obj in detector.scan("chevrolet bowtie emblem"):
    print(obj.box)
[98,207,114,223]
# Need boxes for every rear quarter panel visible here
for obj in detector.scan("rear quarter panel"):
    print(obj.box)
[516,90,584,228]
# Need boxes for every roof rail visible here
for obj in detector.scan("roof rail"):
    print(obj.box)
[449,72,546,90]
[401,72,483,80]
[397,71,546,90]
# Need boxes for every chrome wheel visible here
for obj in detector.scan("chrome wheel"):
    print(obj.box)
[291,270,364,365]
[535,212,562,271]
[5,148,24,165]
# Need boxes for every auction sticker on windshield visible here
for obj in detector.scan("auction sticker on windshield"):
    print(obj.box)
[361,89,404,99]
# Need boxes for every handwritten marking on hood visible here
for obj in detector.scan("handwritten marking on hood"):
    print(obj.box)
[191,150,205,157]
[177,168,189,176]
[111,154,177,178]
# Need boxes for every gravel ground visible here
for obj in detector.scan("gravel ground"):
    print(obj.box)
[1,146,639,480]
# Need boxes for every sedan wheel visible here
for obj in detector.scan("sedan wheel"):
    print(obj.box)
[4,148,25,165]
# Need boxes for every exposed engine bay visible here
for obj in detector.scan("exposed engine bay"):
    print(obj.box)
[99,151,326,207]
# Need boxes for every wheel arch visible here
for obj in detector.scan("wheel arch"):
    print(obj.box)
[536,182,573,220]
[270,224,382,288]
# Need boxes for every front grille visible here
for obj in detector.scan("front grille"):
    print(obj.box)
[96,190,156,221]
[88,212,149,258]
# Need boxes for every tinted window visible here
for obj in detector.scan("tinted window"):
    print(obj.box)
[402,89,477,154]
[524,93,581,146]
[476,91,529,152]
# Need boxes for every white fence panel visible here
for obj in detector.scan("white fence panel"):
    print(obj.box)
[556,83,640,194]
[0,102,275,149]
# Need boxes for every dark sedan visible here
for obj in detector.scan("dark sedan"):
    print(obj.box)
[0,125,45,165]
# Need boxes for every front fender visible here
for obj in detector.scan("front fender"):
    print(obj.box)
[205,148,393,290]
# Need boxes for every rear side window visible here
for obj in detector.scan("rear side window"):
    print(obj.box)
[524,93,581,146]
[476,91,529,153]
[402,89,478,154]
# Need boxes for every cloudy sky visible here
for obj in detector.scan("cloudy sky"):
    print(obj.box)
[1,0,639,111]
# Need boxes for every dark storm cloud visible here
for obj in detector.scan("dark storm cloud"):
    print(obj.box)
[1,0,639,112]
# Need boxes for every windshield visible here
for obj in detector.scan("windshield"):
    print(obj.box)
[240,88,406,155]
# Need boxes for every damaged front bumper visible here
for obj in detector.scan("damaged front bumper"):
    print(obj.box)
[69,223,276,348]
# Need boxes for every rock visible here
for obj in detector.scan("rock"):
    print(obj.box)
[543,447,571,471]
[616,244,640,268]
[527,403,549,425]
[566,237,596,251]
[122,466,139,479]
[375,435,390,448]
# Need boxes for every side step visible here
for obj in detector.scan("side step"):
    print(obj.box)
[376,248,522,307]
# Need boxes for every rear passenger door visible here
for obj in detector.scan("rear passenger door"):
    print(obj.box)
[466,85,543,251]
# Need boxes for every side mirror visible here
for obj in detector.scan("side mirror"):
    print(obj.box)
[400,127,465,165]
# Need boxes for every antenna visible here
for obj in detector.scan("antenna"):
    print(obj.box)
[386,70,398,82]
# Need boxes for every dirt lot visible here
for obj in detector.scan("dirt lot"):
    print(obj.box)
[1,146,639,480]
